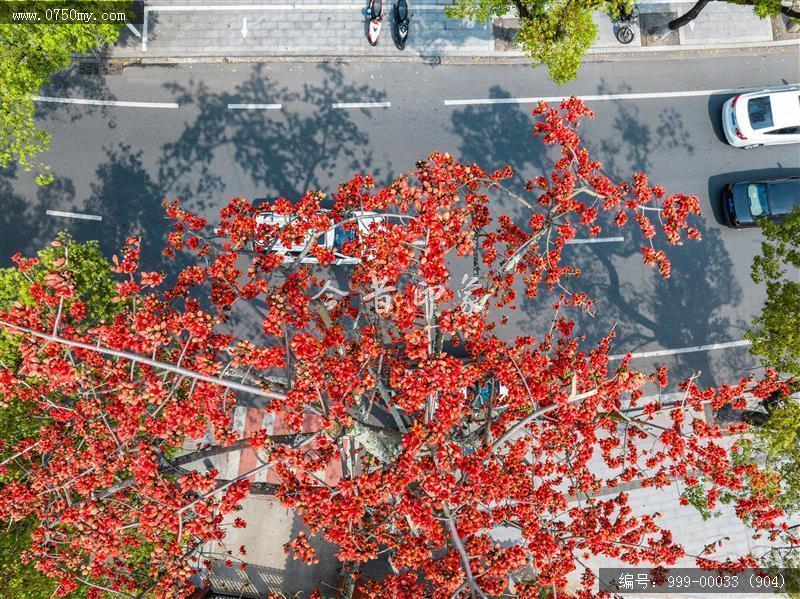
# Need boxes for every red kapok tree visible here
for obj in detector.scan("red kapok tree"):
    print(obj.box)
[0,98,792,598]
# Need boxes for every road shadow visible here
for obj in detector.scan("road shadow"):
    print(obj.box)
[81,143,171,267]
[593,79,696,178]
[446,79,749,388]
[159,62,383,213]
[707,90,736,144]
[450,85,552,187]
[36,61,122,127]
[0,165,60,264]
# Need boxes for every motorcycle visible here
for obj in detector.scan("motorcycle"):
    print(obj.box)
[613,4,638,45]
[366,0,383,46]
[393,0,411,49]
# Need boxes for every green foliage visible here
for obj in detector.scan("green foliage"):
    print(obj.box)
[746,208,800,377]
[0,518,80,598]
[0,20,123,183]
[445,0,512,24]
[445,0,778,84]
[0,232,119,370]
[742,208,800,519]
[755,398,800,512]
[680,484,721,520]
[725,0,788,18]
[516,1,599,85]
[0,234,118,597]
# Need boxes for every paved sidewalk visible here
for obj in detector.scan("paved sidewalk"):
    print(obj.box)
[110,0,799,60]
[185,394,798,596]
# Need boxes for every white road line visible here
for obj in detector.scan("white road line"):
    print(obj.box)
[565,236,624,245]
[227,103,282,110]
[34,96,179,109]
[46,210,103,222]
[443,85,799,106]
[125,23,142,37]
[331,101,391,109]
[609,339,751,361]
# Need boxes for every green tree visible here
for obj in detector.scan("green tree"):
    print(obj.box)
[0,19,124,184]
[447,0,800,84]
[746,207,800,378]
[0,233,119,368]
[447,0,611,85]
[0,234,118,597]
[742,207,800,511]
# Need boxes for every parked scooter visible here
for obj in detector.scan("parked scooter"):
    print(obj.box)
[366,0,383,46]
[613,4,638,44]
[393,0,411,49]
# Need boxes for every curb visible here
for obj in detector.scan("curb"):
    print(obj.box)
[104,39,800,65]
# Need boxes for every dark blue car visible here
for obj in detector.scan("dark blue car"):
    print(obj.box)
[722,176,800,228]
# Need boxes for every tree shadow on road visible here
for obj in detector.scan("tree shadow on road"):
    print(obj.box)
[158,62,383,214]
[592,79,696,178]
[81,143,170,267]
[35,61,122,127]
[0,165,59,264]
[449,85,552,202]
[448,80,749,389]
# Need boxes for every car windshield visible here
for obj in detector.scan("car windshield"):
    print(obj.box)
[747,183,769,218]
[333,226,356,251]
[747,96,774,130]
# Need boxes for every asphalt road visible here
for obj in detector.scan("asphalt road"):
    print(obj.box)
[4,52,799,390]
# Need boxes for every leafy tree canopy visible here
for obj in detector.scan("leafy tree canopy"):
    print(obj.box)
[746,207,800,378]
[742,208,800,518]
[0,233,117,598]
[447,0,799,84]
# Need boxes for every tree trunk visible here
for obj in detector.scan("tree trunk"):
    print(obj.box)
[667,0,713,30]
[511,0,532,21]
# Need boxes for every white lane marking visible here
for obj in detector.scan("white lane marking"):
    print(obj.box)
[443,85,800,106]
[227,103,282,110]
[126,23,141,37]
[565,236,624,245]
[46,210,102,222]
[609,339,751,361]
[34,96,178,109]
[331,101,391,109]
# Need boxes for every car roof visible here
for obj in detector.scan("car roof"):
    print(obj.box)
[766,178,800,215]
[255,213,294,226]
[768,90,800,128]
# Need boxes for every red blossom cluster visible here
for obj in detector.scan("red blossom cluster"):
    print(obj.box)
[0,98,792,598]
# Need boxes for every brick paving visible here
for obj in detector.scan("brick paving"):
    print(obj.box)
[111,0,791,59]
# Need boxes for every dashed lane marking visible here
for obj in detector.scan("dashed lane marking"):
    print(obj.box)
[565,236,625,245]
[34,96,179,109]
[609,339,751,361]
[443,86,799,106]
[331,101,391,109]
[227,103,283,110]
[46,210,103,221]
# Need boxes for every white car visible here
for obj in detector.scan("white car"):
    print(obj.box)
[253,210,386,265]
[722,86,800,149]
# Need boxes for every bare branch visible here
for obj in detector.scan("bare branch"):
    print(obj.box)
[0,321,286,401]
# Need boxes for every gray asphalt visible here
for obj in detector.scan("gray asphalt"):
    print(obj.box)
[4,53,799,390]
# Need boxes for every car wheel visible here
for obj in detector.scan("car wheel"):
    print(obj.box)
[742,144,763,149]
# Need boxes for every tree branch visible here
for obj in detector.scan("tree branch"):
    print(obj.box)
[0,320,286,401]
[442,504,487,599]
